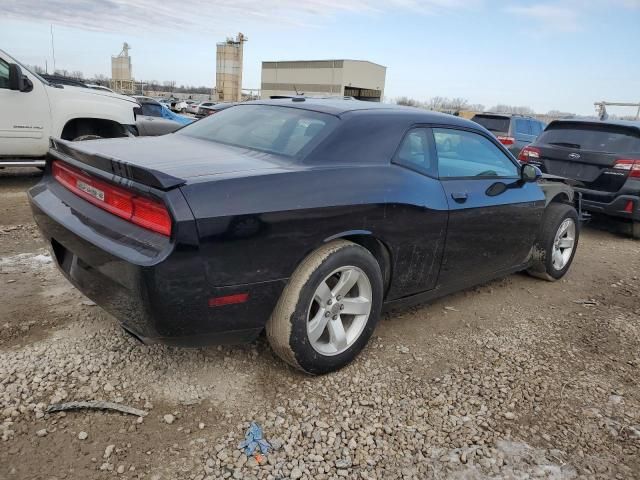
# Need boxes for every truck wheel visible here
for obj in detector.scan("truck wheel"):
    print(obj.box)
[266,240,383,375]
[527,203,579,281]
[73,135,102,141]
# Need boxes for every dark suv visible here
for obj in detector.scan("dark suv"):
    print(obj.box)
[471,113,546,157]
[519,119,640,238]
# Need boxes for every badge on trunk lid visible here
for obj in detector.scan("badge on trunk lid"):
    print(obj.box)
[76,180,105,201]
[568,153,581,159]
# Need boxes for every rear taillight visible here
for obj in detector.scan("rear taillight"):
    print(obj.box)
[52,161,172,236]
[518,146,541,163]
[613,159,640,178]
[497,136,515,146]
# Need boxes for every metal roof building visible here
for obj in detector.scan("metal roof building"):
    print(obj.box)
[261,59,386,102]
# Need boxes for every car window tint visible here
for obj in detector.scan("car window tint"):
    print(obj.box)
[434,128,519,178]
[515,119,531,135]
[530,121,540,136]
[0,59,10,89]
[537,122,640,154]
[394,128,433,175]
[471,115,510,133]
[179,105,337,157]
[142,104,163,117]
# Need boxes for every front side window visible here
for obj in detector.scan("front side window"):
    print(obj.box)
[0,59,10,89]
[433,128,519,178]
[179,105,338,158]
[393,128,434,175]
[142,103,163,117]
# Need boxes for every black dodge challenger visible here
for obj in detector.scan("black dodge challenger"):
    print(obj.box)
[29,99,579,374]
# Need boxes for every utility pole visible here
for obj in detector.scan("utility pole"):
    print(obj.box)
[50,24,57,73]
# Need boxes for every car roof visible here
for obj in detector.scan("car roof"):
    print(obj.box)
[548,118,640,131]
[132,95,161,105]
[473,112,538,120]
[241,98,479,128]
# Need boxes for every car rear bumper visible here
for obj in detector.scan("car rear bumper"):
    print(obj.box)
[576,188,639,221]
[28,177,285,346]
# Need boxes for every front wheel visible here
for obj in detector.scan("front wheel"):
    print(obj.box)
[266,240,383,374]
[527,203,579,281]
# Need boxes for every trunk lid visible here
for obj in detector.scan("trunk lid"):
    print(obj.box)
[50,135,290,190]
[534,121,640,193]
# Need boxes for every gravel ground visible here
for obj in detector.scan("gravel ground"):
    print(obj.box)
[1,167,639,480]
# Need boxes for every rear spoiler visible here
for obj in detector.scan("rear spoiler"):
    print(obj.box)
[49,138,185,191]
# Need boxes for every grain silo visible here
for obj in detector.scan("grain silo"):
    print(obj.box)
[110,43,134,94]
[215,33,247,102]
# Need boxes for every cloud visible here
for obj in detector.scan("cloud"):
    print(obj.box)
[507,1,640,33]
[507,4,580,32]
[0,0,476,33]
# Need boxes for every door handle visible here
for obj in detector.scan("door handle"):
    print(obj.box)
[451,192,468,203]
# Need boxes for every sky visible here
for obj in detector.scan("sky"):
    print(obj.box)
[1,0,639,116]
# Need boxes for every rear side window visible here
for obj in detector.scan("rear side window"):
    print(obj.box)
[434,128,519,178]
[471,115,510,133]
[515,119,532,135]
[393,128,435,176]
[538,122,640,154]
[179,105,338,157]
[531,121,543,136]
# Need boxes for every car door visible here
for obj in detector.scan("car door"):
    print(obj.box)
[136,103,179,136]
[0,56,51,157]
[432,127,545,289]
[387,127,449,297]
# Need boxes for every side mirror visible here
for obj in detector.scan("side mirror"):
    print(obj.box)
[8,63,33,92]
[521,164,542,183]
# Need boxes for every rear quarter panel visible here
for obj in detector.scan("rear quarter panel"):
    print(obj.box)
[180,164,450,300]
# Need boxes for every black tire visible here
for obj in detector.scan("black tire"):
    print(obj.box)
[266,240,383,375]
[527,203,579,281]
[73,134,102,141]
[631,221,640,240]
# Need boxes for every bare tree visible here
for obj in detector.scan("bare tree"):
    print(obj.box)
[467,104,485,112]
[490,104,535,115]
[396,97,420,107]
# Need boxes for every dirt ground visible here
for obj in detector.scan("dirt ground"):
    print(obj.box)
[1,167,639,480]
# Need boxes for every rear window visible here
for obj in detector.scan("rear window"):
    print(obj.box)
[179,105,337,157]
[471,115,510,133]
[538,122,640,154]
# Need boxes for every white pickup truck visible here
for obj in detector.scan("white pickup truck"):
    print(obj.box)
[0,49,139,168]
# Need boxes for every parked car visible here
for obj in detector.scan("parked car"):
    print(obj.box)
[519,119,640,238]
[185,100,201,115]
[196,102,237,117]
[0,49,138,168]
[471,113,546,156]
[132,96,194,136]
[170,99,196,113]
[29,99,578,374]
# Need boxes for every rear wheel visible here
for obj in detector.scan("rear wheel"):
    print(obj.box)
[631,221,640,240]
[266,240,383,374]
[527,203,579,281]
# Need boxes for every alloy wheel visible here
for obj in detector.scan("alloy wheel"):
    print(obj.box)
[551,218,576,270]
[306,266,372,356]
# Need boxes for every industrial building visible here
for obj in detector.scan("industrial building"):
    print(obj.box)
[261,59,386,101]
[216,33,247,102]
[110,43,134,94]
